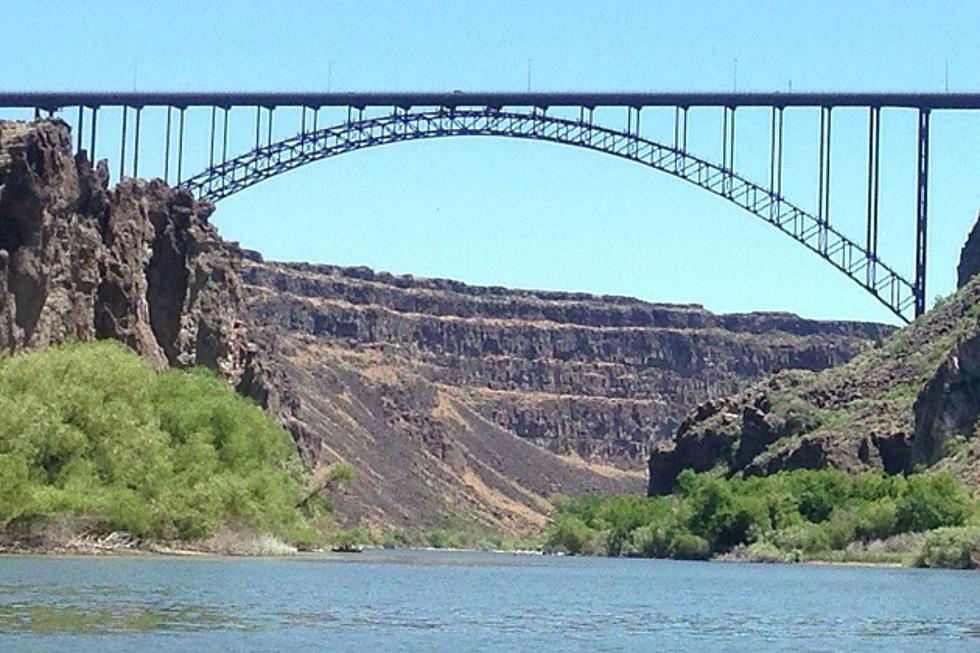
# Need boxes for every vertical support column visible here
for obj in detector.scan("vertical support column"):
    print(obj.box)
[768,108,776,189]
[680,108,688,151]
[255,106,262,150]
[119,106,128,180]
[631,107,641,156]
[673,107,681,149]
[721,107,729,171]
[817,108,826,221]
[729,107,736,171]
[816,106,832,252]
[89,107,98,163]
[177,108,185,184]
[222,107,229,167]
[775,107,783,197]
[721,107,736,195]
[164,106,172,184]
[133,107,142,178]
[673,107,688,172]
[823,107,832,225]
[767,106,785,222]
[209,106,217,169]
[915,108,931,317]
[76,106,84,153]
[865,106,881,286]
[267,107,275,146]
[769,107,777,219]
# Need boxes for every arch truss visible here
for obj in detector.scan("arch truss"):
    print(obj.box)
[181,107,918,321]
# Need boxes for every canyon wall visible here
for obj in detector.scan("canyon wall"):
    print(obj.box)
[242,258,892,528]
[1,118,895,533]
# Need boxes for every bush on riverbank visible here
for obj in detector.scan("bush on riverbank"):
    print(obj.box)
[913,527,980,569]
[544,469,979,567]
[0,342,326,548]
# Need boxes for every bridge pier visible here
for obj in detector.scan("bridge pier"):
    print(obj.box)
[915,108,931,317]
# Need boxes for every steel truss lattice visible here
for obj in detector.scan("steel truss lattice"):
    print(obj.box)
[180,108,917,322]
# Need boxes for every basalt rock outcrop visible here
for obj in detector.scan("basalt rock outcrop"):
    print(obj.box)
[650,216,980,494]
[0,119,253,381]
[956,212,980,288]
[241,258,894,527]
[243,260,890,465]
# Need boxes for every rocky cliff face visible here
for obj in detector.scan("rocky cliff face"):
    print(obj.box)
[243,260,889,466]
[0,119,253,382]
[242,258,892,527]
[649,219,980,494]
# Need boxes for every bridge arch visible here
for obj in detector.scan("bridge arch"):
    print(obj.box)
[180,108,916,322]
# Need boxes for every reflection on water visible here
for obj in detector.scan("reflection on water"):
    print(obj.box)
[0,603,257,635]
[0,550,978,652]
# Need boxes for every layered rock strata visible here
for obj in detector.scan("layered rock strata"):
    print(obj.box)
[241,259,894,527]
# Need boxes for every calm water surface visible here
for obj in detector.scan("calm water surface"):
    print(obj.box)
[0,550,978,652]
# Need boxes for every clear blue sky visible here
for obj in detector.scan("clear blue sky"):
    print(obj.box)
[3,0,979,324]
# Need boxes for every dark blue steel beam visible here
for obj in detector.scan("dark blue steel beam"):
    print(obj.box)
[4,91,980,110]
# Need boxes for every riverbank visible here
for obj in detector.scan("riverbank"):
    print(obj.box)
[2,531,970,571]
[0,526,301,558]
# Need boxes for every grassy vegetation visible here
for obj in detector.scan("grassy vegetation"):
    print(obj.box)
[545,468,979,568]
[913,527,980,569]
[335,525,543,552]
[0,341,335,549]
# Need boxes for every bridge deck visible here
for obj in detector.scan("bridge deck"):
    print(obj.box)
[3,91,980,110]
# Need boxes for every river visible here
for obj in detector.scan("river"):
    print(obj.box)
[0,550,977,651]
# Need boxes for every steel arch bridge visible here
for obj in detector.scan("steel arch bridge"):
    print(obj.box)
[5,91,980,322]
[179,107,914,320]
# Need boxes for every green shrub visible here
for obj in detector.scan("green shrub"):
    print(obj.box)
[671,532,711,560]
[733,540,795,563]
[788,469,852,523]
[913,527,980,569]
[0,454,30,528]
[627,523,677,558]
[426,528,465,549]
[896,474,974,532]
[545,514,597,554]
[854,498,899,541]
[328,526,370,550]
[546,467,978,562]
[822,508,858,550]
[769,522,831,554]
[0,342,319,544]
[623,508,692,558]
